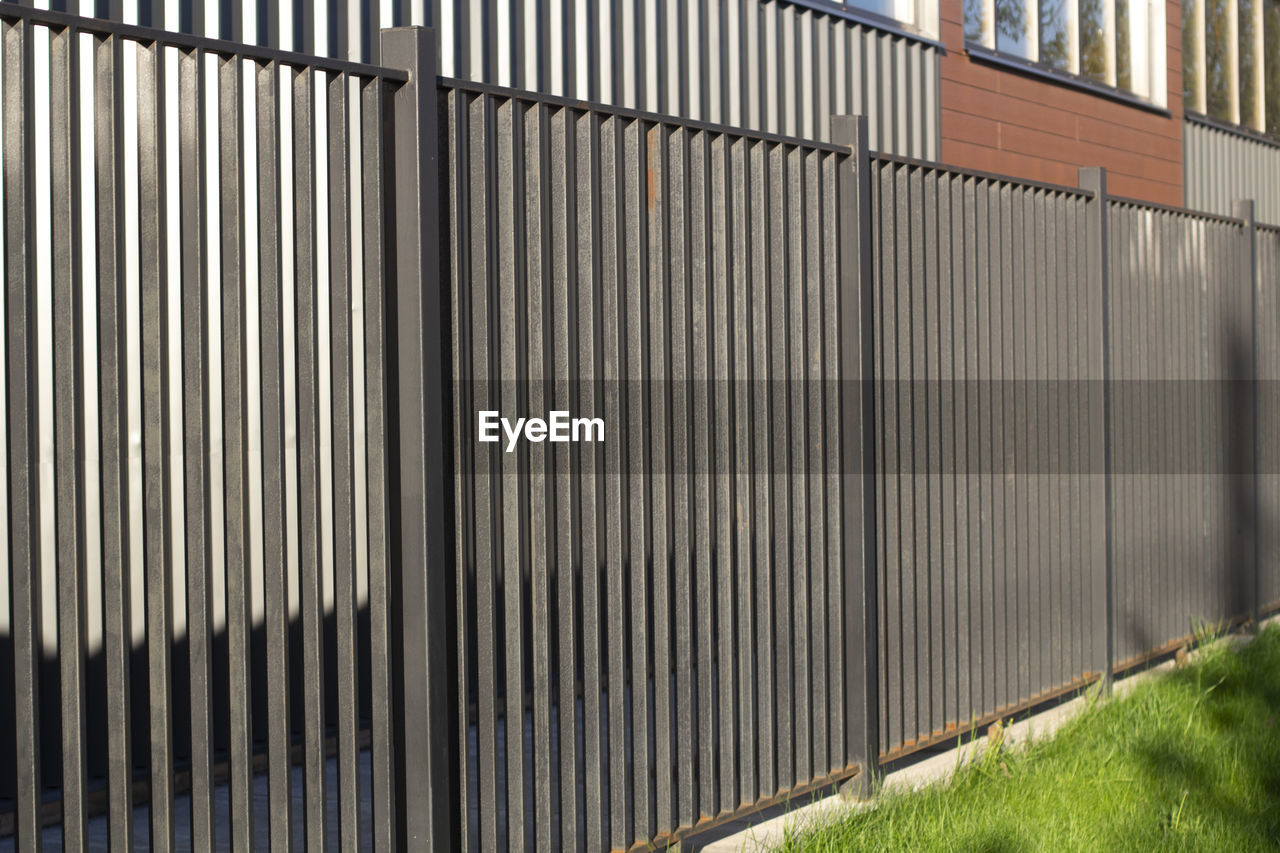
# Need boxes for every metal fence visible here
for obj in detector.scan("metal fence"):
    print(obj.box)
[863,167,1280,763]
[1105,199,1257,670]
[867,156,1108,761]
[438,79,870,850]
[4,9,1280,853]
[0,5,429,850]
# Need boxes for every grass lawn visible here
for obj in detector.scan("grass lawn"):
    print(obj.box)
[781,626,1280,852]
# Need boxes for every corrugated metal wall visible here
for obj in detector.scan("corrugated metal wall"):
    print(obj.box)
[438,0,939,157]
[440,78,864,851]
[0,0,941,159]
[1184,117,1280,225]
[869,155,1108,762]
[1106,200,1255,668]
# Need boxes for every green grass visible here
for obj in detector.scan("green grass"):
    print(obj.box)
[782,626,1280,852]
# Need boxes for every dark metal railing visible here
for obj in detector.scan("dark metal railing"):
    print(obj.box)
[4,6,1280,853]
[0,7,440,851]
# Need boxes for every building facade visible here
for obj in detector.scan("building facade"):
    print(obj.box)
[945,0,1183,203]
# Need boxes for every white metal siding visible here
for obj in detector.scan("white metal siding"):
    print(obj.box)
[6,0,941,157]
[1184,117,1280,225]
[438,0,939,156]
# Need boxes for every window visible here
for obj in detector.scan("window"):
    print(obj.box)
[1267,0,1280,133]
[965,0,1168,106]
[1116,0,1133,89]
[847,0,914,23]
[1241,0,1262,125]
[1186,0,1280,131]
[966,0,993,43]
[1078,0,1111,82]
[842,0,940,37]
[1203,0,1236,118]
[997,0,1034,58]
[1185,0,1204,108]
[1041,0,1073,70]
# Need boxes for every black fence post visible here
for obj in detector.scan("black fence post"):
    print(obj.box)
[380,26,459,852]
[832,114,879,794]
[1234,198,1261,631]
[1079,166,1114,692]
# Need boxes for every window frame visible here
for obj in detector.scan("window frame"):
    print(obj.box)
[963,0,1168,108]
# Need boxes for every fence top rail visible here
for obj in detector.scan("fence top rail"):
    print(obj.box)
[1107,193,1247,227]
[871,150,1097,199]
[439,76,853,156]
[1255,221,1280,234]
[0,2,409,82]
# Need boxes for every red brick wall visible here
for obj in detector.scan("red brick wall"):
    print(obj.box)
[939,0,1184,205]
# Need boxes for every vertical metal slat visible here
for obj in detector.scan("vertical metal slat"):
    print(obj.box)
[666,123,694,830]
[359,73,394,853]
[138,35,176,853]
[51,24,89,849]
[710,130,737,815]
[936,171,958,733]
[625,115,651,846]
[749,137,774,795]
[730,134,756,804]
[3,17,43,850]
[328,68,361,853]
[690,127,717,819]
[523,99,552,853]
[94,26,134,853]
[550,101,583,852]
[646,120,673,838]
[292,63,328,853]
[786,142,810,788]
[218,50,253,853]
[768,140,793,793]
[821,147,843,772]
[599,111,628,853]
[256,57,293,853]
[494,93,525,853]
[178,44,216,853]
[802,146,827,781]
[469,89,499,853]
[573,105,604,853]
